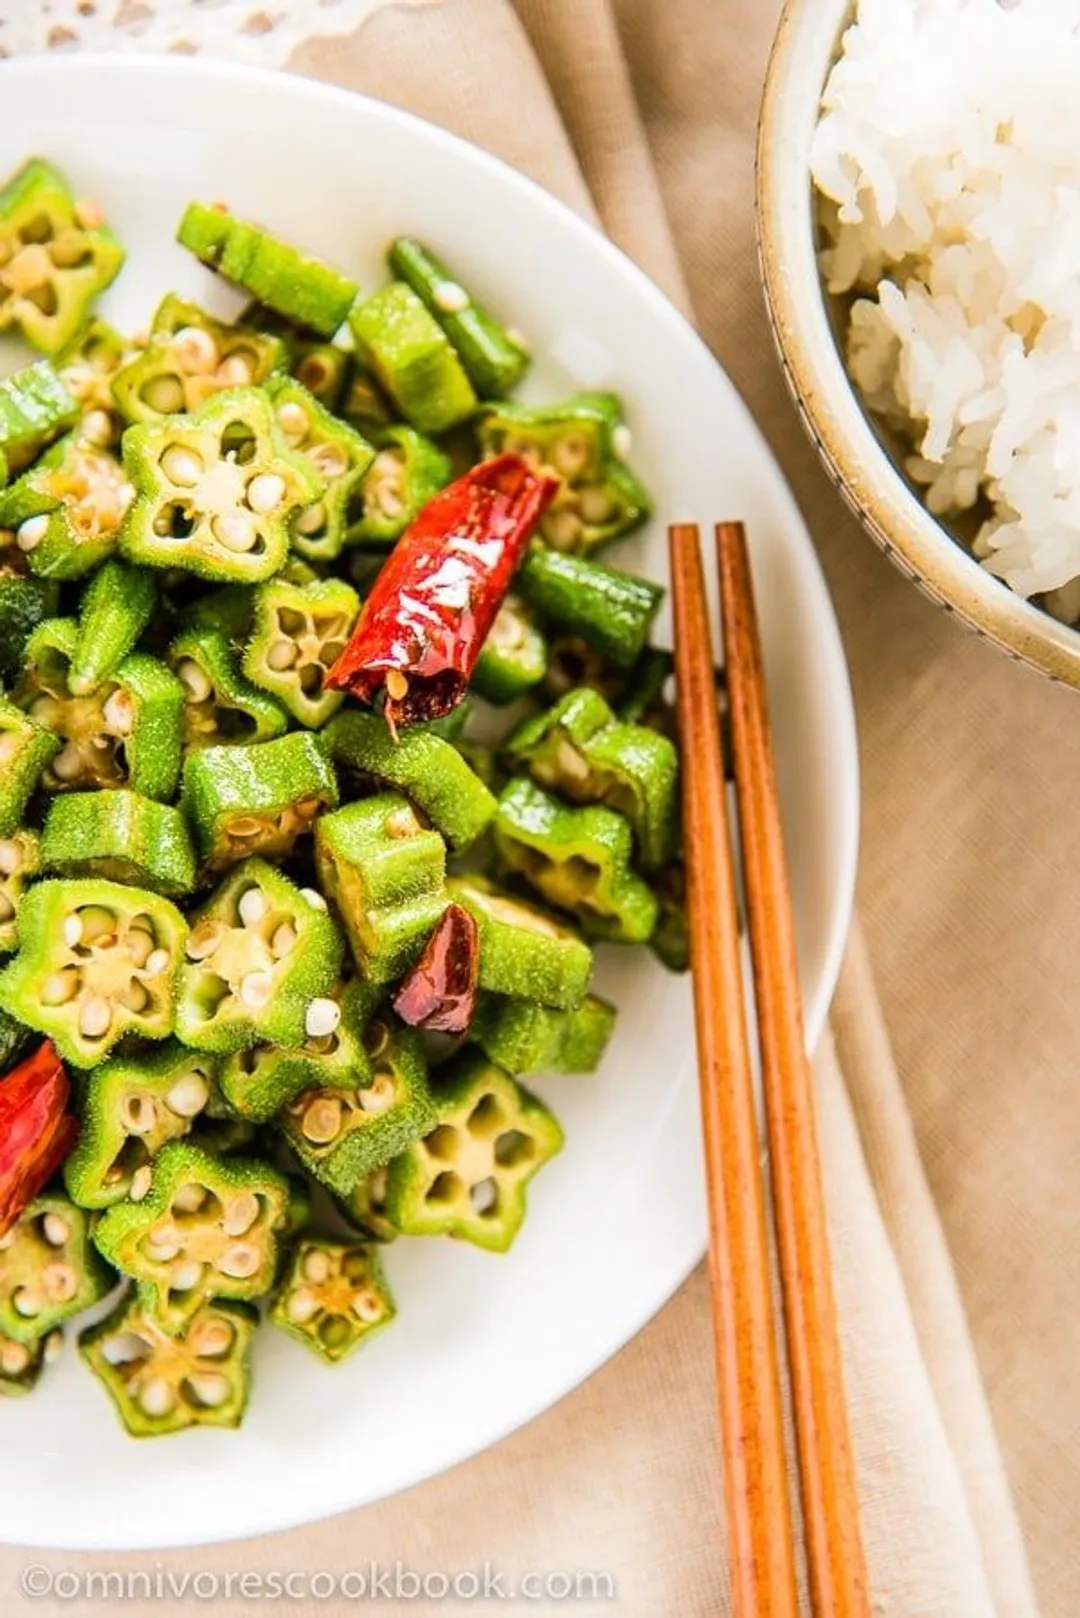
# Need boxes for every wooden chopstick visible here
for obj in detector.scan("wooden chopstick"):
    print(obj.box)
[716,521,870,1618]
[669,523,800,1618]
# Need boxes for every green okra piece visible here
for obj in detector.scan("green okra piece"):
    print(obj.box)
[178,202,359,338]
[55,317,132,450]
[242,574,359,729]
[493,777,659,944]
[119,386,322,584]
[447,875,592,1010]
[0,534,59,684]
[384,1049,563,1254]
[650,862,689,973]
[479,392,650,554]
[471,594,548,704]
[0,159,124,353]
[0,698,60,835]
[69,560,157,694]
[346,424,452,547]
[290,341,351,412]
[92,1141,292,1334]
[503,688,678,871]
[0,1003,34,1079]
[0,1192,114,1343]
[219,977,374,1123]
[281,1022,436,1196]
[336,1165,398,1244]
[64,1043,222,1209]
[0,877,187,1067]
[80,1291,258,1436]
[0,1328,58,1397]
[176,857,343,1055]
[616,646,675,735]
[322,709,496,853]
[169,625,287,751]
[349,282,478,435]
[181,731,339,871]
[339,363,396,439]
[469,991,616,1076]
[388,238,530,396]
[265,375,374,563]
[0,360,79,476]
[112,293,288,425]
[518,544,663,668]
[177,582,255,647]
[0,828,40,954]
[270,1238,394,1364]
[0,432,134,580]
[13,618,185,801]
[40,790,196,897]
[314,794,448,986]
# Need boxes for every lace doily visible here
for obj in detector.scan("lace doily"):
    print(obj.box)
[0,0,433,68]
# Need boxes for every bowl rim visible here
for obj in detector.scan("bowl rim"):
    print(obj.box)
[756,0,1080,689]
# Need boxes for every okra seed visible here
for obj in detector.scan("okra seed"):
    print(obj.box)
[0,838,23,878]
[310,444,349,480]
[185,1372,231,1408]
[295,501,327,536]
[246,473,286,514]
[78,996,112,1040]
[144,1237,181,1263]
[13,1288,42,1317]
[215,353,254,387]
[470,1177,499,1216]
[222,1194,260,1238]
[176,658,212,702]
[239,970,274,1010]
[551,435,591,477]
[171,1260,205,1293]
[287,1288,320,1324]
[266,638,298,671]
[28,695,61,726]
[44,1330,63,1364]
[301,1096,343,1144]
[138,1378,176,1419]
[302,1249,331,1285]
[0,1340,30,1376]
[364,1021,390,1059]
[172,1184,208,1214]
[16,515,48,551]
[305,998,341,1040]
[213,513,258,553]
[42,970,79,1006]
[0,734,21,769]
[173,327,219,375]
[373,484,405,520]
[190,1317,233,1358]
[351,1290,383,1323]
[125,928,153,968]
[579,486,617,525]
[122,981,150,1014]
[101,1332,147,1366]
[385,807,418,839]
[612,423,632,460]
[505,326,531,353]
[166,1074,210,1119]
[226,816,265,840]
[358,1076,395,1115]
[62,914,83,948]
[43,1263,77,1302]
[145,948,171,977]
[143,374,186,414]
[186,923,225,961]
[271,922,298,959]
[237,887,269,928]
[433,279,470,314]
[80,905,118,942]
[544,508,583,548]
[300,887,327,912]
[130,1166,153,1202]
[121,1092,156,1134]
[276,401,309,439]
[81,408,114,447]
[74,196,105,230]
[218,1243,260,1280]
[102,689,134,734]
[42,1214,70,1248]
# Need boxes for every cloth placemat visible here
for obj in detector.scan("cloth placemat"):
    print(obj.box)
[0,1,1066,1612]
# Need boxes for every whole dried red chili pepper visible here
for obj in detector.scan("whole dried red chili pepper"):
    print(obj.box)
[392,903,479,1035]
[327,453,558,728]
[0,1041,78,1237]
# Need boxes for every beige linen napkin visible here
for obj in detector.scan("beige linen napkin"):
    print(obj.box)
[0,2,1067,1613]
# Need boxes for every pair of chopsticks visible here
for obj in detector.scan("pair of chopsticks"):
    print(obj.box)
[669,522,869,1618]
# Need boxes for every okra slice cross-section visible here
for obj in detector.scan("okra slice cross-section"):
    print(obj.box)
[472,594,548,704]
[0,360,79,476]
[0,432,135,580]
[266,375,374,562]
[243,575,359,730]
[0,830,40,955]
[270,1239,394,1364]
[111,292,288,425]
[176,857,344,1054]
[181,732,338,872]
[168,625,287,751]
[0,1191,113,1343]
[40,790,196,898]
[0,699,60,836]
[470,991,616,1077]
[346,425,451,548]
[448,874,593,1010]
[385,1051,564,1253]
[0,1327,59,1397]
[81,1291,258,1435]
[0,878,188,1067]
[55,317,132,450]
[336,1166,398,1244]
[219,977,375,1123]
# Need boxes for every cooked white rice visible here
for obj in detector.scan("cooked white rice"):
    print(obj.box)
[811,0,1080,619]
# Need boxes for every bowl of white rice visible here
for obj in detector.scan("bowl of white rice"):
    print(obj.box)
[758,0,1080,684]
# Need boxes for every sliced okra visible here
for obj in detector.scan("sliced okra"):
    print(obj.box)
[177,582,255,647]
[281,1023,436,1197]
[349,283,477,435]
[314,794,448,986]
[181,732,338,871]
[503,688,678,871]
[80,1291,257,1436]
[346,424,452,548]
[388,238,530,396]
[120,386,321,584]
[616,646,676,736]
[93,1142,291,1333]
[290,341,351,412]
[0,159,124,353]
[0,1191,113,1342]
[448,874,592,1010]
[494,778,659,944]
[0,535,59,684]
[650,863,689,973]
[56,317,132,449]
[384,1051,563,1254]
[111,293,288,425]
[243,575,359,728]
[336,1166,398,1244]
[0,698,60,835]
[266,375,373,562]
[168,626,287,751]
[0,360,79,476]
[518,544,664,668]
[176,858,343,1055]
[69,560,157,694]
[322,710,496,853]
[479,394,650,554]
[339,363,396,439]
[0,877,187,1067]
[40,790,196,897]
[219,978,374,1124]
[472,595,548,704]
[63,1043,221,1210]
[0,432,134,579]
[178,203,359,338]
[13,618,185,800]
[0,1327,58,1396]
[270,1239,394,1364]
[470,991,616,1077]
[0,829,40,954]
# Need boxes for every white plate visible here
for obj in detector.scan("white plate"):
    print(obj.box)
[0,56,859,1551]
